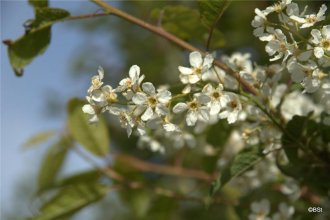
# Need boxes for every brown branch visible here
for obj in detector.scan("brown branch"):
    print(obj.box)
[91,0,258,96]
[116,154,217,182]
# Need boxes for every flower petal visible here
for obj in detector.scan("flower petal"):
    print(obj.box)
[82,104,95,114]
[178,66,194,75]
[142,82,156,95]
[141,107,154,121]
[132,92,147,105]
[314,47,324,58]
[186,111,198,126]
[203,54,214,68]
[97,66,104,80]
[157,90,171,103]
[129,65,140,80]
[173,103,188,113]
[189,51,203,68]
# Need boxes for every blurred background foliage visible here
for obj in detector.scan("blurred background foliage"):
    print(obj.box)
[3,0,329,220]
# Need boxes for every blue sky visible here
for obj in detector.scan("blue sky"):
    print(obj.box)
[1,1,109,217]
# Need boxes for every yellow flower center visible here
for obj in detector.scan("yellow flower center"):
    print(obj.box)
[148,96,157,108]
[321,39,330,50]
[212,91,220,99]
[188,101,198,110]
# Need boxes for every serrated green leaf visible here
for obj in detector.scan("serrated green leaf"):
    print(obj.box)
[22,130,56,148]
[5,7,70,76]
[151,6,225,49]
[37,136,71,194]
[198,0,229,28]
[210,145,263,196]
[29,183,108,220]
[67,99,110,157]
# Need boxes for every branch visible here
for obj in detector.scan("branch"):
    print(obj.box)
[91,0,258,96]
[67,12,109,21]
[115,154,217,182]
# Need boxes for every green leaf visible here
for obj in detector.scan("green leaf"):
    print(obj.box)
[37,136,71,193]
[22,130,56,148]
[29,183,108,220]
[67,99,110,157]
[31,8,71,30]
[5,7,70,76]
[151,6,225,49]
[280,115,330,195]
[210,145,263,196]
[206,119,232,148]
[56,170,101,187]
[198,0,229,28]
[29,0,48,8]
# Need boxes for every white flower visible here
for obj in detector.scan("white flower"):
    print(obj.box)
[290,4,327,28]
[173,97,209,126]
[272,203,295,220]
[223,52,253,74]
[82,96,103,123]
[118,65,145,99]
[91,85,118,105]
[202,83,229,115]
[310,25,330,59]
[249,199,271,220]
[265,0,292,14]
[219,93,242,124]
[163,122,180,132]
[87,66,104,94]
[179,51,214,84]
[166,131,196,148]
[320,81,330,114]
[287,59,322,93]
[264,29,294,62]
[138,135,165,153]
[280,178,301,201]
[251,8,269,37]
[281,91,322,121]
[108,107,135,137]
[132,82,171,121]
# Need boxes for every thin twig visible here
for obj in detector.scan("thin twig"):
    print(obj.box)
[91,0,258,96]
[67,12,109,21]
[205,1,230,51]
[115,154,217,182]
[71,146,125,182]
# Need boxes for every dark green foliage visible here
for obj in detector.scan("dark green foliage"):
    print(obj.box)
[37,136,71,194]
[206,119,232,148]
[28,183,108,220]
[151,6,225,49]
[5,4,70,76]
[67,99,110,157]
[56,170,102,188]
[280,115,330,195]
[198,0,229,28]
[210,145,264,196]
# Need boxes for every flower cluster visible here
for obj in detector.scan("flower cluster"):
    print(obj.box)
[249,199,295,220]
[252,0,329,94]
[82,52,246,153]
[80,1,330,217]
